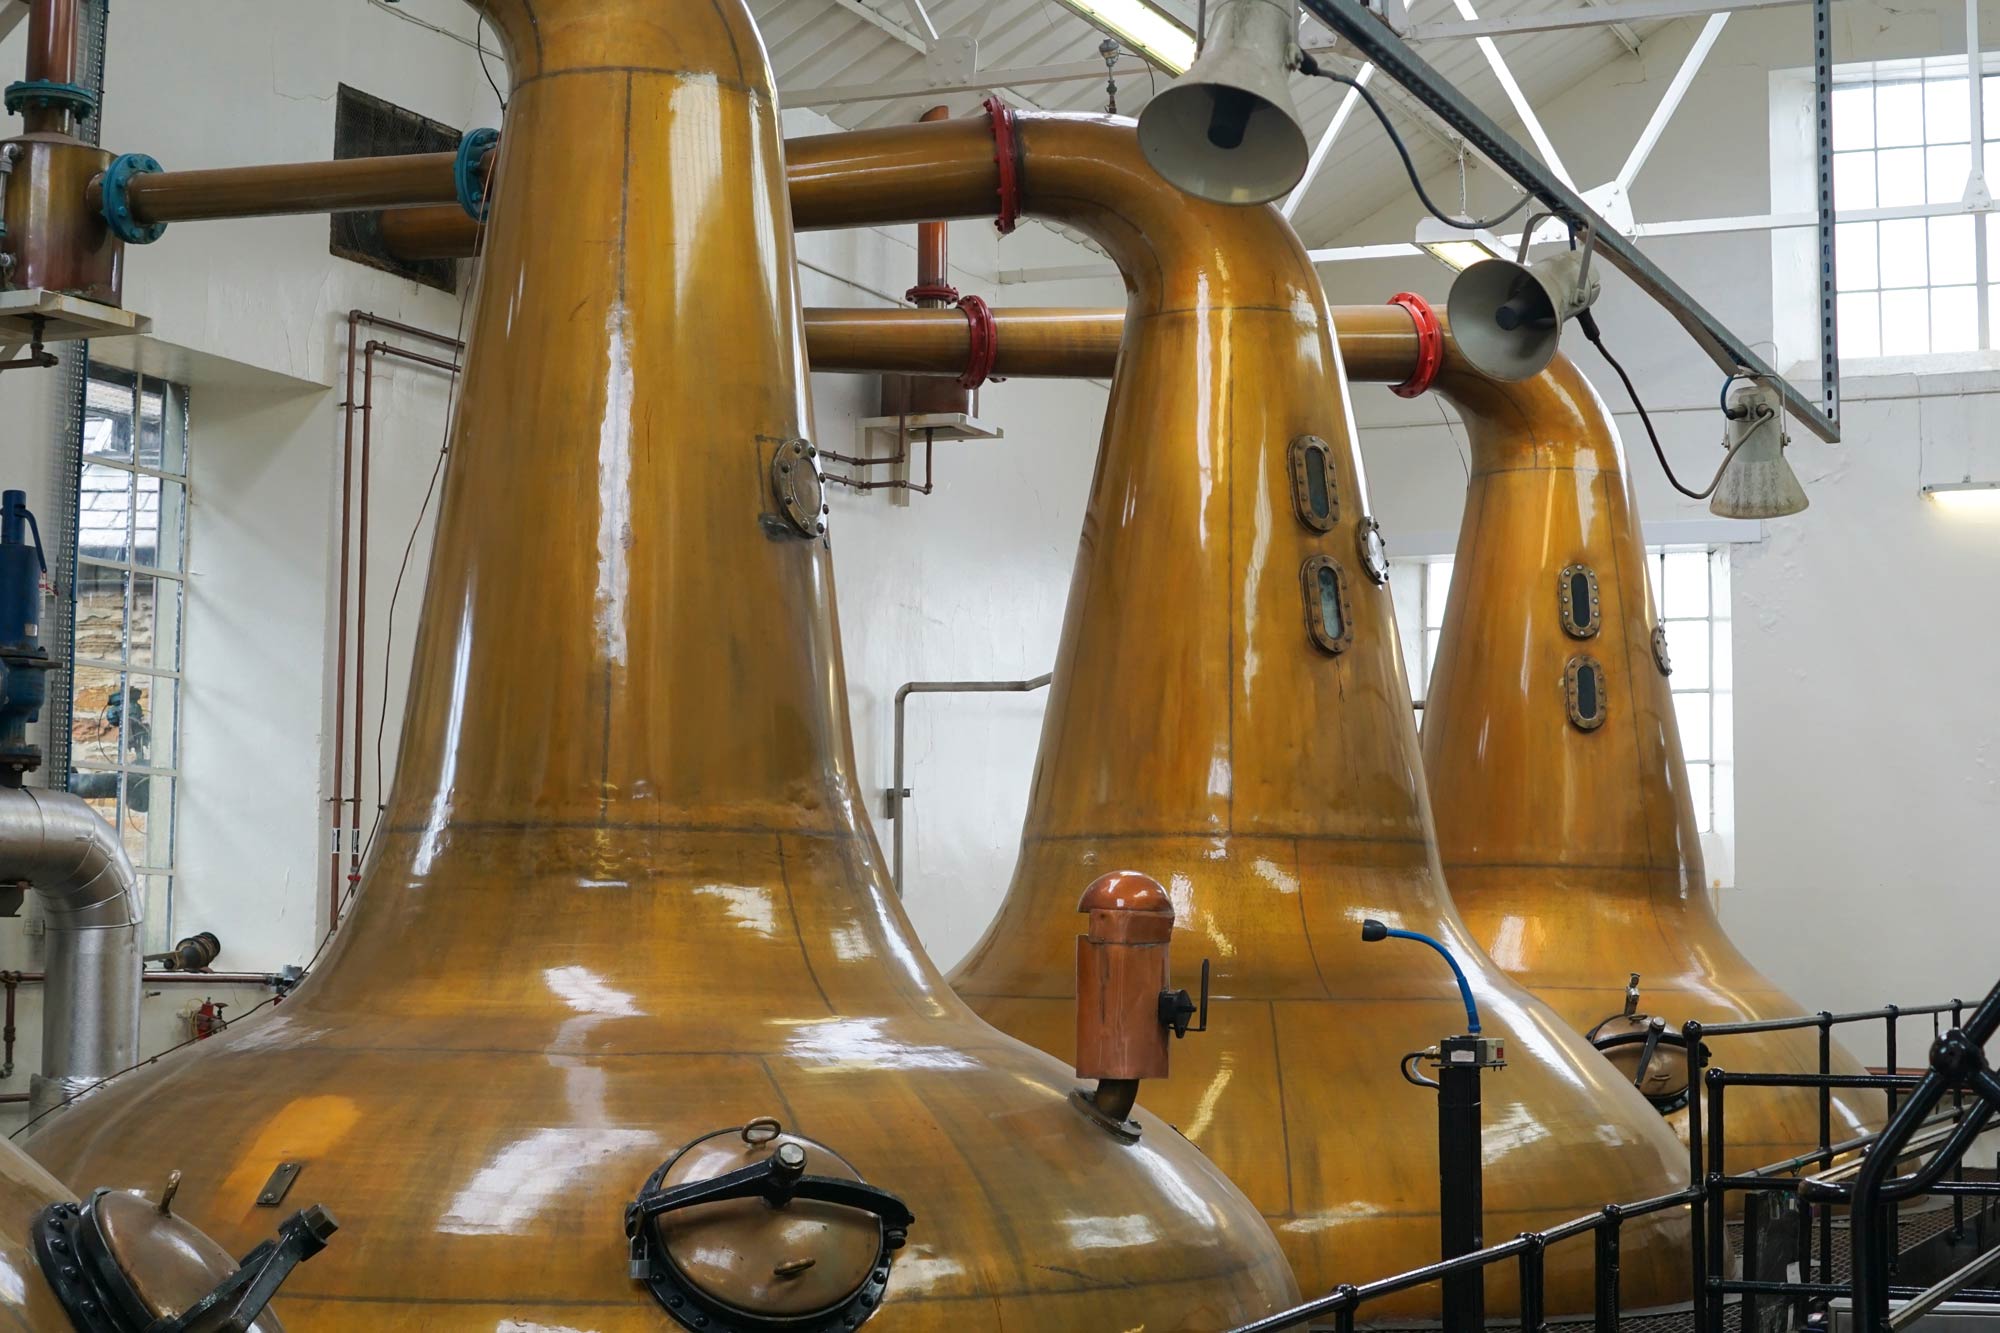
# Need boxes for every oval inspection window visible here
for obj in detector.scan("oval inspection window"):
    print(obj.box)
[1288,435,1338,532]
[1565,655,1608,731]
[1302,555,1353,655]
[1558,564,1600,639]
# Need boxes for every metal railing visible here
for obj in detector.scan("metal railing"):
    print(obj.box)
[1228,982,2000,1333]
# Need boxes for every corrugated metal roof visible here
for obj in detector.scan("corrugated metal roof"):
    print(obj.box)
[751,0,1676,245]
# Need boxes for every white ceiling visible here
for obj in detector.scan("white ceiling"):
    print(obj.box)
[748,0,1680,245]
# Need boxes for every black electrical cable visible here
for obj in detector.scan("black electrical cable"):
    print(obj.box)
[1581,312,1747,502]
[477,16,507,111]
[1299,55,1532,231]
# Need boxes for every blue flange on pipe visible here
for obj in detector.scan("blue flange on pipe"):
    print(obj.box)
[99,153,167,245]
[455,128,500,222]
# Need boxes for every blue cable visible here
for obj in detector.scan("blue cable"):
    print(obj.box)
[1361,919,1481,1034]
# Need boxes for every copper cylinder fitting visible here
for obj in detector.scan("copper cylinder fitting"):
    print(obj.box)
[1074,870,1175,1089]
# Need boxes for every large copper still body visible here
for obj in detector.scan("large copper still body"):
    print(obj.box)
[24,4,1303,1327]
[943,266,1694,1314]
[1417,341,1878,1167]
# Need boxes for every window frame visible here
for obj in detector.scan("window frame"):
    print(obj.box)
[72,365,190,947]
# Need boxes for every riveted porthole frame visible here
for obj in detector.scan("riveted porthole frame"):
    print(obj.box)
[1565,655,1608,731]
[1287,434,1339,533]
[1558,564,1601,639]
[1355,516,1390,586]
[1651,622,1673,676]
[1301,555,1354,656]
[770,438,826,538]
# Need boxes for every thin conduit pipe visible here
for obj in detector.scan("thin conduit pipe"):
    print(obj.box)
[890,676,1051,897]
[332,314,462,936]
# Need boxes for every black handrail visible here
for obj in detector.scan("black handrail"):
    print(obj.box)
[1225,985,2000,1333]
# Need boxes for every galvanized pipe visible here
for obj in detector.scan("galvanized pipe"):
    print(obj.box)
[0,785,142,1118]
[889,676,1052,897]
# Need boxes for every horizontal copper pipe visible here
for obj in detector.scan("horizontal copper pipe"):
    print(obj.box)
[85,151,469,226]
[800,302,1431,387]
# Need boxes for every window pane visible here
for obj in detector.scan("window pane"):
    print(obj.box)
[1838,291,1882,358]
[1834,84,1876,149]
[1932,284,1979,352]
[124,774,173,872]
[134,675,173,771]
[1877,146,1926,206]
[1424,560,1453,628]
[1662,551,1709,618]
[1712,621,1733,691]
[1708,548,1731,621]
[78,464,133,563]
[160,383,188,477]
[140,874,172,955]
[1424,629,1442,688]
[1836,220,1878,291]
[1988,76,2000,138]
[71,664,130,770]
[1686,762,1713,835]
[1833,151,1877,209]
[129,573,183,672]
[1929,214,1976,285]
[1925,76,1970,142]
[1881,287,1931,355]
[1676,693,1712,763]
[1926,142,1970,202]
[1389,562,1423,694]
[1665,619,1710,690]
[76,563,126,664]
[141,478,185,574]
[1877,216,1929,286]
[82,376,134,463]
[1876,81,1924,146]
[1712,692,1734,765]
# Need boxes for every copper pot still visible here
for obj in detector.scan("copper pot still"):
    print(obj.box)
[1417,338,1878,1166]
[24,1,1301,1328]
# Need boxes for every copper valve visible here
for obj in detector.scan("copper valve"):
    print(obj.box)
[1072,870,1208,1139]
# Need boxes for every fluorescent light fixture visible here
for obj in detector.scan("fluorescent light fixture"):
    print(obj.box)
[1414,217,1507,272]
[1057,0,1198,74]
[1923,481,2000,512]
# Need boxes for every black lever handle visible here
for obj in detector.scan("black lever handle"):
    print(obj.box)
[1159,958,1211,1038]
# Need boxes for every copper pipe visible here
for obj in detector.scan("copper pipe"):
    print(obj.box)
[22,0,79,136]
[350,338,463,896]
[912,106,953,304]
[331,314,462,936]
[83,152,470,226]
[378,204,483,260]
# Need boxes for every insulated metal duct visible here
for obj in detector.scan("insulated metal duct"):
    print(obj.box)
[0,785,143,1118]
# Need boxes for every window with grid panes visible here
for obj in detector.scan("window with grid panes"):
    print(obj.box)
[1389,549,1732,863]
[1830,58,1994,357]
[72,366,186,951]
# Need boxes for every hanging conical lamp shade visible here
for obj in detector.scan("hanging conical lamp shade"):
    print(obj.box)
[23,5,1301,1327]
[1419,340,1874,1171]
[1710,384,1809,518]
[947,276,1694,1312]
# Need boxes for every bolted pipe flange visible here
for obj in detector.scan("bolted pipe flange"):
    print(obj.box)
[98,154,166,245]
[455,128,500,222]
[4,79,96,122]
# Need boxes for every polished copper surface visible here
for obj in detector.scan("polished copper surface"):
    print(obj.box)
[933,240,1694,1307]
[4,136,120,301]
[0,1140,98,1328]
[654,1123,878,1320]
[1075,871,1174,1083]
[808,306,1123,378]
[83,151,465,225]
[1418,332,1879,1167]
[21,0,78,136]
[0,1143,287,1330]
[26,11,1297,1331]
[377,202,482,260]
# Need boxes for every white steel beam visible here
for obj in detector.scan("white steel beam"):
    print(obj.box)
[1615,12,1729,192]
[827,0,930,53]
[1284,65,1377,218]
[1454,0,1575,187]
[1575,0,1644,55]
[901,0,941,44]
[1408,0,1805,40]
